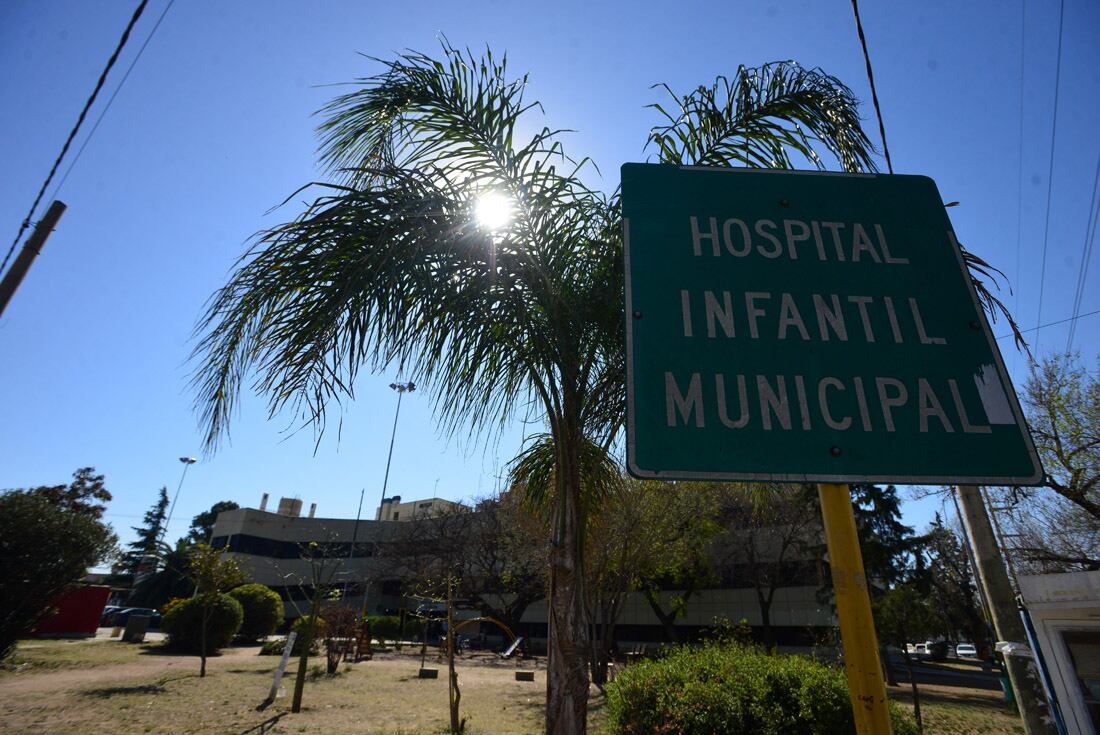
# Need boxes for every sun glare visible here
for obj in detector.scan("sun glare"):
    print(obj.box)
[475,191,513,231]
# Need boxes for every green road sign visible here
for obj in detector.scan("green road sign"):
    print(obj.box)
[623,163,1043,485]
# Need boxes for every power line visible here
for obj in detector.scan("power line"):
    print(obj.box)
[1033,0,1066,351]
[1066,154,1100,352]
[996,308,1100,341]
[849,0,893,174]
[1014,0,1027,320]
[0,0,150,278]
[47,0,175,204]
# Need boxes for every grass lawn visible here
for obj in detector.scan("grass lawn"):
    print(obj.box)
[1,638,1027,734]
[889,683,1025,735]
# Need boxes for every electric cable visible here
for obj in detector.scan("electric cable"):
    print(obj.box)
[849,0,893,174]
[0,0,149,278]
[996,308,1100,341]
[1066,154,1100,351]
[47,0,175,204]
[1034,0,1066,351]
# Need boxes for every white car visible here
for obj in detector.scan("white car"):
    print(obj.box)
[955,643,978,658]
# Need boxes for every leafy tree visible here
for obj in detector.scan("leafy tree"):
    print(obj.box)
[27,467,112,519]
[628,481,722,645]
[190,43,878,732]
[0,490,117,659]
[874,585,947,734]
[849,484,918,589]
[714,483,822,652]
[187,500,240,545]
[119,487,168,576]
[127,499,240,609]
[918,514,988,654]
[462,491,548,638]
[186,544,244,677]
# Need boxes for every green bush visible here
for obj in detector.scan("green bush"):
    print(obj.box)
[228,584,283,640]
[605,641,916,735]
[259,636,318,656]
[402,616,424,640]
[370,615,402,642]
[161,595,243,654]
[292,615,327,646]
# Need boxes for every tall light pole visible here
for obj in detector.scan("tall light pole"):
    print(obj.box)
[377,382,415,520]
[160,457,197,552]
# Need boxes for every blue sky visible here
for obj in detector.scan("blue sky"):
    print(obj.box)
[1,0,1097,549]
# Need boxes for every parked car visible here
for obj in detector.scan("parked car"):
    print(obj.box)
[910,642,927,656]
[955,642,978,658]
[108,608,161,629]
[99,606,122,626]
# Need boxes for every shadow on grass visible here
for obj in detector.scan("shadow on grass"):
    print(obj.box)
[225,667,277,675]
[890,685,1012,712]
[83,683,167,698]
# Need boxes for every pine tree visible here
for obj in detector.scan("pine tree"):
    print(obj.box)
[121,487,169,575]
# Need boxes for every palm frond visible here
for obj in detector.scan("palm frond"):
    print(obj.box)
[508,432,621,527]
[646,62,878,173]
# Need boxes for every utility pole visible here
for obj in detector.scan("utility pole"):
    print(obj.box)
[955,485,1055,735]
[0,200,67,318]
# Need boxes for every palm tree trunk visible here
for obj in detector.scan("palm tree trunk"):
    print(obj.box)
[546,426,589,735]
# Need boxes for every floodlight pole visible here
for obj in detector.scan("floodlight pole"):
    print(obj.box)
[376,382,415,520]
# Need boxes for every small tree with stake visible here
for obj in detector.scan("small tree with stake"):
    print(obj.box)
[290,542,343,713]
[187,544,244,677]
[874,584,945,734]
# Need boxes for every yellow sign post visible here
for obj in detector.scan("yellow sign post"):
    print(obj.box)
[818,482,893,734]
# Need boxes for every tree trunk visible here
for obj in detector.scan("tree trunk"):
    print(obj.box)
[902,648,923,734]
[448,579,464,734]
[292,587,324,714]
[641,588,681,643]
[758,596,774,653]
[545,426,589,735]
[200,601,209,678]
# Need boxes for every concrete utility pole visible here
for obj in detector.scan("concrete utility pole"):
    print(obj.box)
[955,485,1055,735]
[0,200,66,318]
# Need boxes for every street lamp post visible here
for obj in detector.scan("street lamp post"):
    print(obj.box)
[377,382,415,520]
[160,457,197,554]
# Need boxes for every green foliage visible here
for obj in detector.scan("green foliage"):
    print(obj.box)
[161,595,243,654]
[0,489,117,660]
[605,642,916,735]
[26,467,112,519]
[120,487,168,575]
[292,615,327,646]
[370,615,402,643]
[228,584,283,640]
[873,585,944,648]
[259,635,319,656]
[187,501,240,545]
[402,615,424,640]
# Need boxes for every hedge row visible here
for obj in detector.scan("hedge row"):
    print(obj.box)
[605,641,917,735]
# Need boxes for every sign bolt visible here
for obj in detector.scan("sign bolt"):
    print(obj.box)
[633,310,643,319]
[779,199,790,207]
[968,321,980,330]
[830,446,842,457]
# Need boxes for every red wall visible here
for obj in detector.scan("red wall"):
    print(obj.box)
[33,586,111,637]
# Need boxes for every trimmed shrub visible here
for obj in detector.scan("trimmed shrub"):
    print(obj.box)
[161,595,243,655]
[228,584,283,640]
[259,636,319,656]
[291,615,327,653]
[605,641,917,735]
[402,616,424,640]
[370,615,402,643]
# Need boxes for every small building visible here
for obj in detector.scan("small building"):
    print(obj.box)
[1018,570,1100,734]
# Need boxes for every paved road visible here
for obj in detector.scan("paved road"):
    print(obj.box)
[887,656,1002,691]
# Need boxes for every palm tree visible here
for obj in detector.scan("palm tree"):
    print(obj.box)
[191,44,877,733]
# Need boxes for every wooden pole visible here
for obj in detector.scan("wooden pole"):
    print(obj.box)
[817,483,892,734]
[0,200,67,318]
[955,485,1055,735]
